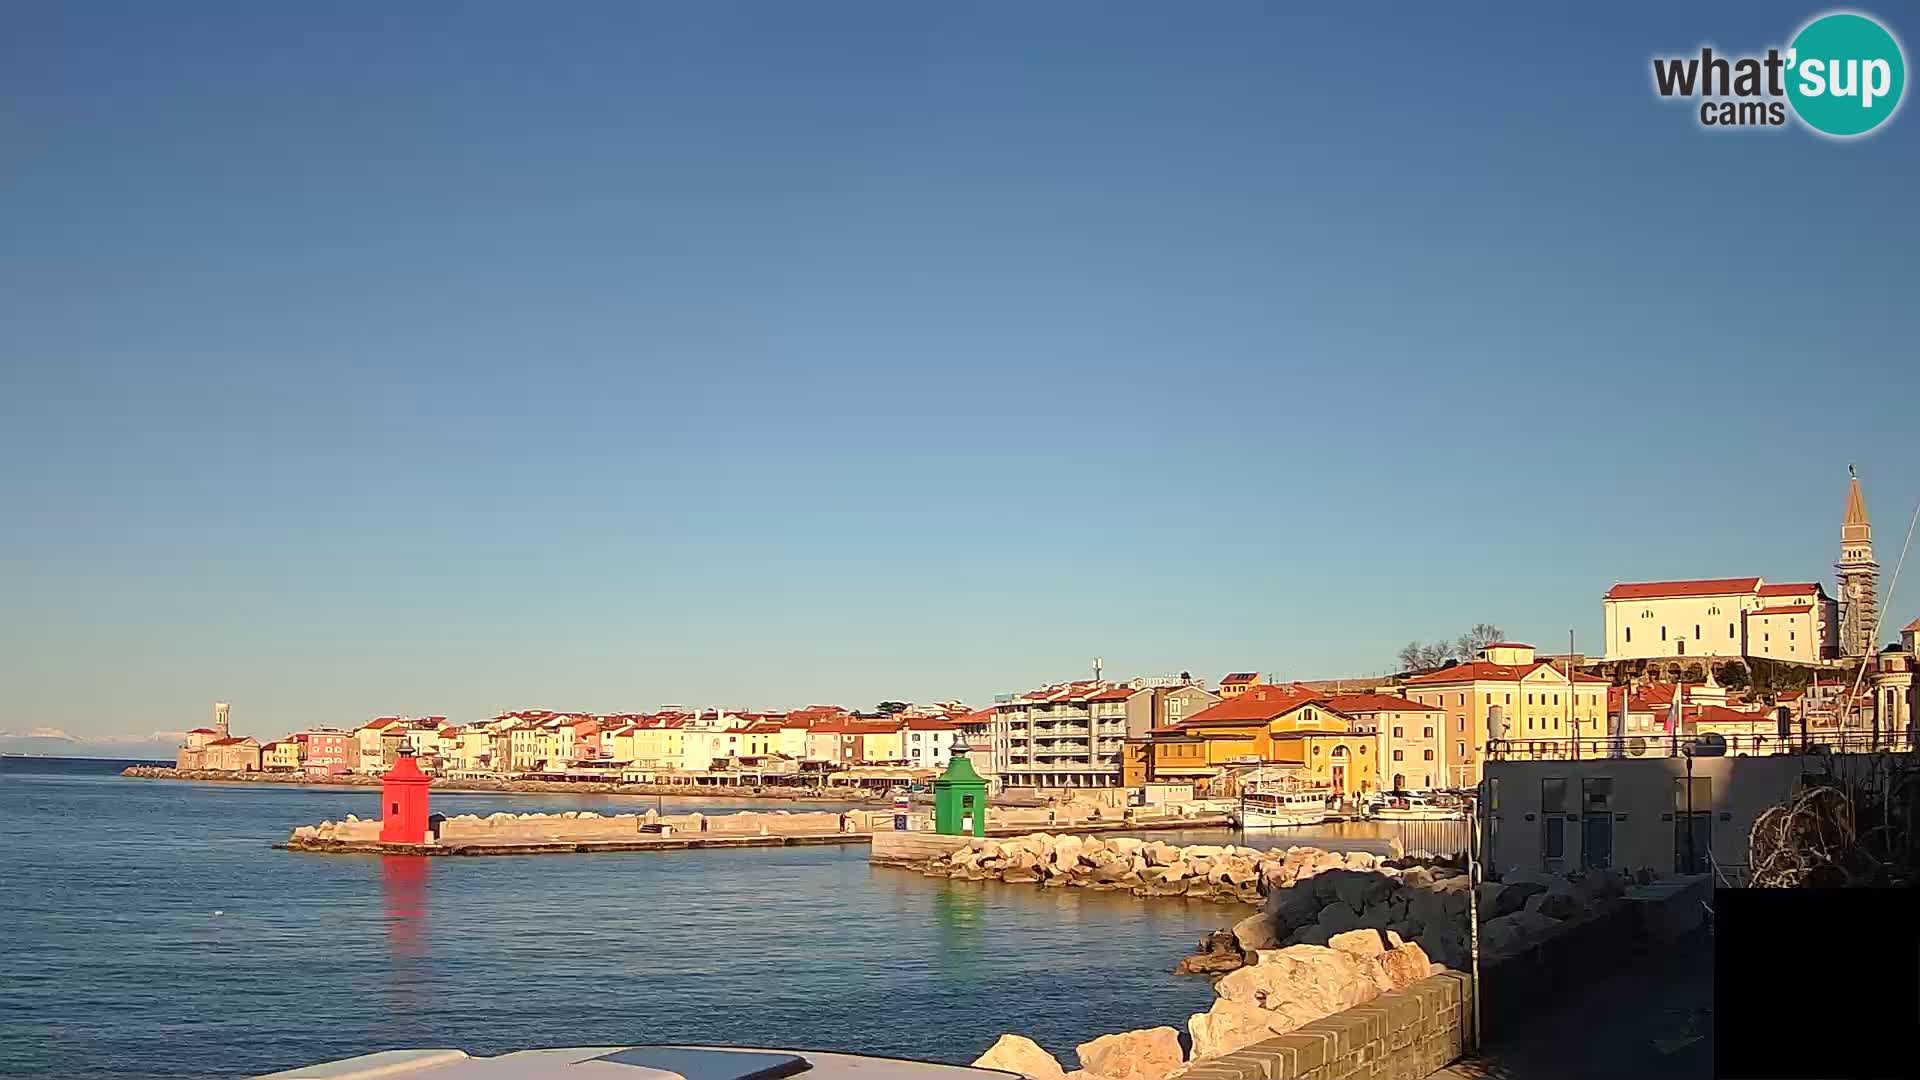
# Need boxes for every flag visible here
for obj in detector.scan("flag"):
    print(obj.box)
[1667,687,1684,735]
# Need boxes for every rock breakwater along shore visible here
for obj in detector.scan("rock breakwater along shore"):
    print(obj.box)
[121,765,868,802]
[942,832,1632,1080]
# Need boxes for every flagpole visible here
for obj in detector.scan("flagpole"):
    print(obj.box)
[1568,628,1579,761]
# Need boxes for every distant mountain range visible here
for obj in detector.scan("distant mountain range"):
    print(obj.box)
[0,728,184,761]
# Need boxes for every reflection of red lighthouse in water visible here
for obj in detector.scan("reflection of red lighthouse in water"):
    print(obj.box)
[381,855,430,959]
[379,752,431,844]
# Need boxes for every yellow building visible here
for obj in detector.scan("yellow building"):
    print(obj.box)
[262,740,300,772]
[629,720,688,769]
[1401,642,1611,785]
[1121,739,1151,787]
[1323,693,1447,792]
[535,723,572,769]
[1217,672,1263,699]
[1142,685,1379,796]
[458,728,495,771]
[508,724,541,771]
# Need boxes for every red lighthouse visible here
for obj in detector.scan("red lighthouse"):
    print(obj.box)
[379,752,432,845]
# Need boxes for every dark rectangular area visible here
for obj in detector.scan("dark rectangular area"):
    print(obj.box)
[1716,889,1920,1079]
[593,1048,812,1080]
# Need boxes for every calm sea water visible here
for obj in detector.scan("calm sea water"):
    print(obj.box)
[1,759,1239,1080]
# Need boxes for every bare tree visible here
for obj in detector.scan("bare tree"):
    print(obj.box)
[1396,640,1455,672]
[1396,623,1506,673]
[1454,623,1506,661]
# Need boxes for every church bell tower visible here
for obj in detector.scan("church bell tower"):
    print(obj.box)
[1837,466,1879,657]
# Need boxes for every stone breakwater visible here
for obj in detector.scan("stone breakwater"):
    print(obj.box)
[122,765,867,802]
[949,834,1633,1080]
[286,807,858,852]
[919,834,1417,905]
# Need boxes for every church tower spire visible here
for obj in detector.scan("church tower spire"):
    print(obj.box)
[1837,465,1879,657]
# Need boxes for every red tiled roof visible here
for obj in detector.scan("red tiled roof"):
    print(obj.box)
[1605,577,1761,600]
[1322,693,1440,714]
[1903,616,1920,633]
[1178,687,1326,725]
[1220,672,1260,684]
[187,728,216,735]
[207,737,256,747]
[1758,583,1820,597]
[955,707,996,725]
[1750,604,1813,615]
[1482,642,1533,650]
[1086,687,1138,703]
[1405,660,1607,685]
[902,717,959,731]
[1696,705,1771,726]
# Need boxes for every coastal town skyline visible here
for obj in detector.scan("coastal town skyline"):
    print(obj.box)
[5,1,1917,746]
[6,465,1916,751]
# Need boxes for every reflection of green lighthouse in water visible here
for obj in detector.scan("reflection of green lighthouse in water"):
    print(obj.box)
[933,733,988,836]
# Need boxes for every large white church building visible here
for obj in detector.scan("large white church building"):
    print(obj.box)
[1601,470,1875,666]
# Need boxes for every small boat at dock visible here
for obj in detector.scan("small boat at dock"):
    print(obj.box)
[1367,790,1467,821]
[1231,786,1334,828]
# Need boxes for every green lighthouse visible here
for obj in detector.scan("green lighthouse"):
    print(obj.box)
[933,732,989,836]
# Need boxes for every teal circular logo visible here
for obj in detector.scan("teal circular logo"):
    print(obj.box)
[1786,12,1906,136]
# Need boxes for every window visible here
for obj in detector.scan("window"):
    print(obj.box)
[1423,726,1434,738]
[1456,740,1465,757]
[1505,694,1512,704]
[1694,624,1701,639]
[1582,777,1614,869]
[1541,778,1568,865]
[1728,623,1736,638]
[1457,716,1465,731]
[1423,749,1434,760]
[912,733,921,742]
[1457,694,1465,706]
[1528,694,1534,705]
[1393,726,1404,738]
[1393,749,1404,761]
[1626,627,1631,642]
[1661,626,1668,641]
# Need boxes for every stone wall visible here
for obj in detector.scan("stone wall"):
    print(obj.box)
[870,831,978,868]
[918,834,1402,904]
[1173,972,1471,1080]
[289,808,851,846]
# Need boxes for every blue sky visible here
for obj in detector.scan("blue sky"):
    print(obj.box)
[4,2,1917,742]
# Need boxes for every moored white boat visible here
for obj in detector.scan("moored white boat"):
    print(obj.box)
[1232,787,1333,827]
[1369,792,1467,821]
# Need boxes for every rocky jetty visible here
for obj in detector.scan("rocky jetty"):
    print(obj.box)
[920,834,1383,904]
[968,835,1635,1080]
